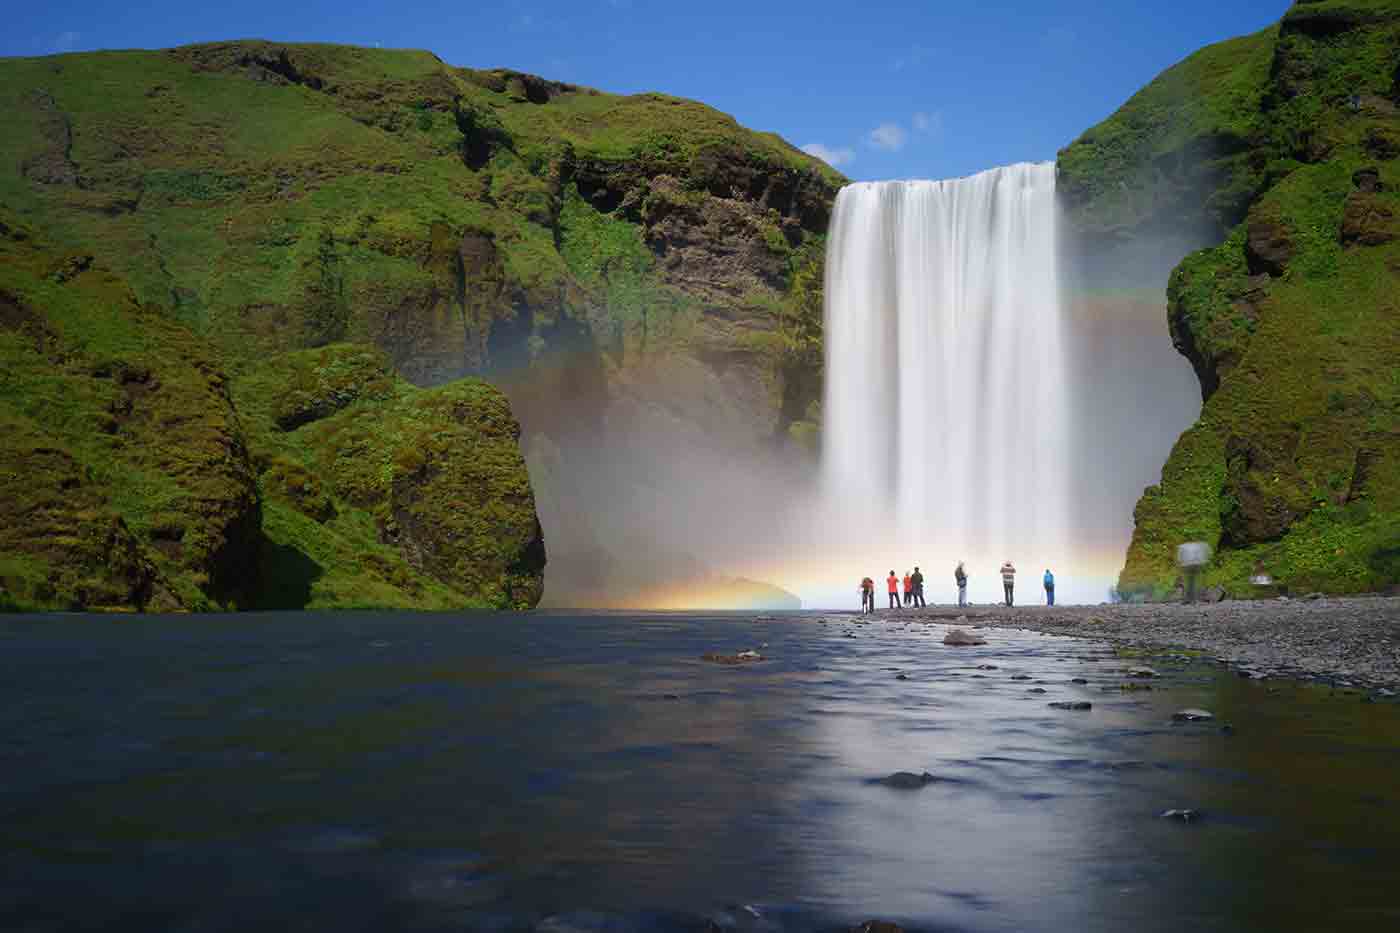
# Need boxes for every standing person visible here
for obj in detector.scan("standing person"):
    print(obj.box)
[860,576,875,614]
[912,566,926,608]
[902,572,913,607]
[887,570,900,610]
[1000,560,1016,607]
[954,562,968,608]
[1043,568,1055,606]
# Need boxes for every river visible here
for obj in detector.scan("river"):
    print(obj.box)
[2,611,1398,931]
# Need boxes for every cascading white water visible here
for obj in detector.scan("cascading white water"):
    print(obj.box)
[823,163,1070,598]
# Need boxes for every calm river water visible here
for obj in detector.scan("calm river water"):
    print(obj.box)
[2,611,1398,932]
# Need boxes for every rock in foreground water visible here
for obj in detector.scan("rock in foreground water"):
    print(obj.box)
[943,629,986,646]
[878,771,939,789]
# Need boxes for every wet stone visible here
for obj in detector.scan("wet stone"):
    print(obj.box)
[1011,674,1032,681]
[1049,701,1092,711]
[1027,687,1047,694]
[1160,808,1201,823]
[877,771,939,789]
[1172,708,1214,722]
[1070,677,1088,684]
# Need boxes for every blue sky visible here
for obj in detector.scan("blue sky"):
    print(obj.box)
[10,1,1289,181]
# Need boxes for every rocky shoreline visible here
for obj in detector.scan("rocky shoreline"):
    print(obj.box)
[839,596,1400,692]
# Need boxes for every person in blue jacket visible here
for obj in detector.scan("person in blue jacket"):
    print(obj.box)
[1043,568,1055,606]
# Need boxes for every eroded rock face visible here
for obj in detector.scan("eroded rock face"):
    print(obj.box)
[1245,216,1295,276]
[1340,191,1398,246]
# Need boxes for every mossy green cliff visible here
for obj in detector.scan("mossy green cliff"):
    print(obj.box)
[1060,0,1400,597]
[0,40,839,610]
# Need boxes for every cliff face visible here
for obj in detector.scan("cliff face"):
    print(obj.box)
[0,41,839,609]
[1059,0,1400,597]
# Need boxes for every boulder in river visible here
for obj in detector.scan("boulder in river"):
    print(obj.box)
[943,629,986,646]
[1049,701,1092,710]
[877,771,939,789]
[1172,708,1214,722]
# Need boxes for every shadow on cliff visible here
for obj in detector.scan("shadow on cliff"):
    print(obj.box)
[249,537,324,610]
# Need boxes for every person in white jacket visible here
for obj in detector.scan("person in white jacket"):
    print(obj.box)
[1000,560,1016,607]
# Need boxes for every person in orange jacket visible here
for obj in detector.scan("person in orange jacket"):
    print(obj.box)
[902,572,913,606]
[887,570,900,610]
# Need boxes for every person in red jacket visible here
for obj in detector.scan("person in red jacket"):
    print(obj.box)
[887,571,900,610]
[902,572,913,606]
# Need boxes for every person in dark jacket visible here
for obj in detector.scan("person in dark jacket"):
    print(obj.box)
[912,567,925,608]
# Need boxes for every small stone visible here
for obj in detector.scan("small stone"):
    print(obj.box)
[1049,701,1092,711]
[1127,667,1159,679]
[852,922,904,933]
[1160,808,1200,822]
[1071,677,1088,684]
[1027,687,1047,694]
[977,664,999,670]
[1172,708,1214,722]
[942,628,986,646]
[896,673,909,681]
[1011,674,1032,681]
[879,771,938,790]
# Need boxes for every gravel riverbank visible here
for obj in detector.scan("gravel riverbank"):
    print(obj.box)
[847,596,1400,691]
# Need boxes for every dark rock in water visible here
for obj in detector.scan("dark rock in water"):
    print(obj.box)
[896,673,909,681]
[878,771,938,789]
[1070,677,1088,684]
[1010,674,1032,681]
[1027,687,1047,694]
[977,664,999,670]
[1172,708,1214,722]
[702,650,763,665]
[942,628,986,646]
[1049,701,1092,711]
[851,922,904,933]
[1160,808,1201,823]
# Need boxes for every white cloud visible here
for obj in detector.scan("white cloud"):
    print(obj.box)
[912,111,943,135]
[868,123,907,152]
[801,143,855,168]
[52,31,80,53]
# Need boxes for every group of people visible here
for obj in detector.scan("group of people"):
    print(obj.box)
[858,561,1057,612]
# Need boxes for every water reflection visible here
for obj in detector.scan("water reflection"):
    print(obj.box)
[0,613,1398,932]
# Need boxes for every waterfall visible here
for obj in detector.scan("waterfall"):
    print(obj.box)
[822,163,1070,594]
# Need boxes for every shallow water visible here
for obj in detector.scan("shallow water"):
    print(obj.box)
[2,611,1398,932]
